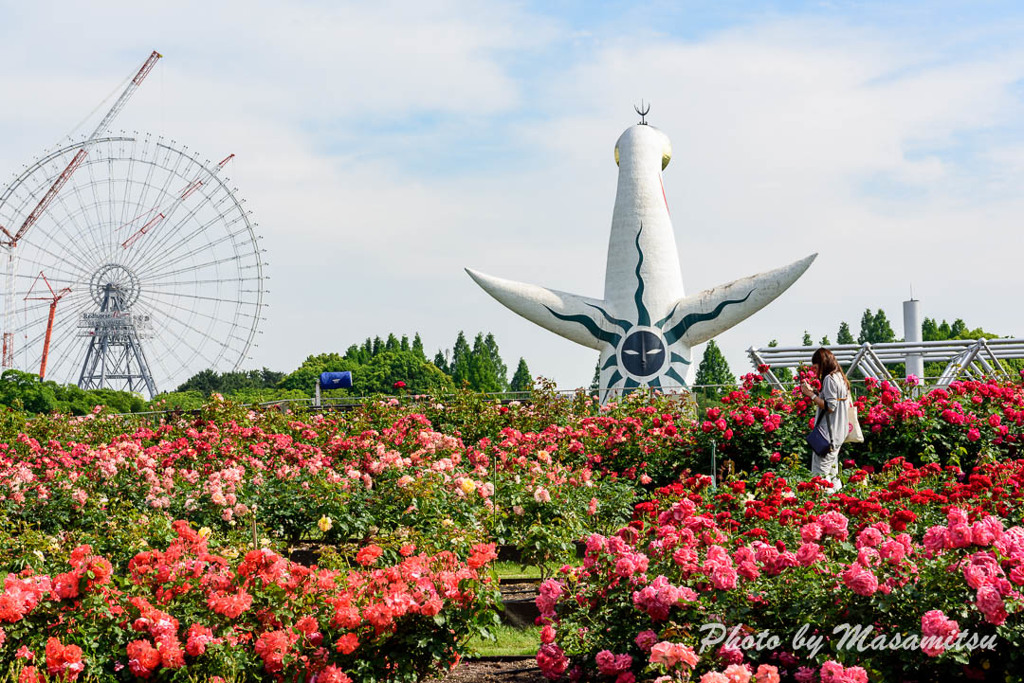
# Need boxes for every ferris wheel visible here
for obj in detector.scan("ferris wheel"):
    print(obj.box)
[0,52,267,398]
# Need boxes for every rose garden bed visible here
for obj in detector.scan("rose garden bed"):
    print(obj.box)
[0,376,1023,680]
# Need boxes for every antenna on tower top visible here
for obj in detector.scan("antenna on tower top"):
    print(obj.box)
[634,101,650,125]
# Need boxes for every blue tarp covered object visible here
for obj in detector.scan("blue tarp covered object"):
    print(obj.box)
[319,371,353,389]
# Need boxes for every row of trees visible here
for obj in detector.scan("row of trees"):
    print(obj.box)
[0,369,146,416]
[156,331,535,409]
[1,310,1015,414]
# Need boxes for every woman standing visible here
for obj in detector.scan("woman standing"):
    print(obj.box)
[800,347,850,492]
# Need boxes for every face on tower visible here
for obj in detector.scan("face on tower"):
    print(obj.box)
[619,327,667,378]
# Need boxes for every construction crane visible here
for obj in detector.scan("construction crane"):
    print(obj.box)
[0,50,161,368]
[23,272,71,380]
[0,51,162,249]
[121,154,235,249]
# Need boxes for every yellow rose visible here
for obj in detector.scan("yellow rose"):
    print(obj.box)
[460,478,476,494]
[318,515,333,533]
[198,527,212,538]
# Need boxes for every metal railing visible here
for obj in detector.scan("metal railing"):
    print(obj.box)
[749,338,1024,391]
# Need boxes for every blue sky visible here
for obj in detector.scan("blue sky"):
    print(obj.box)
[0,0,1023,391]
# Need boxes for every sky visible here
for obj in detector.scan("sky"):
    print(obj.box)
[0,0,1023,391]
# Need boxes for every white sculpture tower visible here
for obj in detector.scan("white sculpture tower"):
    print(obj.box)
[467,111,816,401]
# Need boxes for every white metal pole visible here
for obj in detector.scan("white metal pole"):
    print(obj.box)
[903,299,924,382]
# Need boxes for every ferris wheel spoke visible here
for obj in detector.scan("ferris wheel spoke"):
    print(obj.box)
[16,240,93,285]
[28,155,105,268]
[142,297,227,369]
[138,290,260,353]
[125,173,252,276]
[125,192,242,276]
[85,153,115,263]
[143,276,261,289]
[139,287,258,308]
[39,177,117,273]
[122,150,195,256]
[120,150,221,272]
[138,292,251,341]
[141,313,199,388]
[135,229,259,282]
[11,264,86,288]
[24,184,103,276]
[141,251,257,284]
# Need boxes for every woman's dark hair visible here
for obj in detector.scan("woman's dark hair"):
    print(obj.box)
[811,347,851,391]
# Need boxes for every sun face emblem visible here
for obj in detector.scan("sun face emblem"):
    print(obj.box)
[619,328,666,378]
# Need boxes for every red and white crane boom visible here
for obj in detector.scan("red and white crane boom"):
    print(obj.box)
[0,50,162,249]
[23,272,71,380]
[121,154,235,249]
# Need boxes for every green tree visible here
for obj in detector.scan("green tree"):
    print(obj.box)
[468,332,506,393]
[694,340,736,398]
[353,350,454,395]
[589,360,601,394]
[510,358,533,392]
[450,332,473,388]
[858,309,896,344]
[261,367,285,387]
[837,322,855,345]
[176,369,219,395]
[483,333,509,390]
[412,333,426,360]
[150,390,205,411]
[385,334,400,352]
[802,331,813,346]
[820,335,831,346]
[433,350,450,375]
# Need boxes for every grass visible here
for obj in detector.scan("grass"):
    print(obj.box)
[467,625,541,657]
[492,561,548,579]
[492,558,581,580]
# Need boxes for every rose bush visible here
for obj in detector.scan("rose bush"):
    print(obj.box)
[1,520,501,681]
[538,458,1024,681]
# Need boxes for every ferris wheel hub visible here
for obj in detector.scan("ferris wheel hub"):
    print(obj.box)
[90,263,141,308]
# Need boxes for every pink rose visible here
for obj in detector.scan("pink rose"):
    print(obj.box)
[842,563,878,596]
[976,585,1008,625]
[800,523,823,543]
[819,512,849,540]
[699,674,729,683]
[796,543,822,567]
[922,527,947,554]
[723,664,752,683]
[920,610,959,657]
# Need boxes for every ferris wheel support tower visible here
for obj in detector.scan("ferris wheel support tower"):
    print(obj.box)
[0,50,162,367]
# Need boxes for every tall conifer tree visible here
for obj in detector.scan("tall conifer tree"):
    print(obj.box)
[450,332,472,387]
[510,358,533,392]
[694,340,736,397]
[837,322,855,344]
